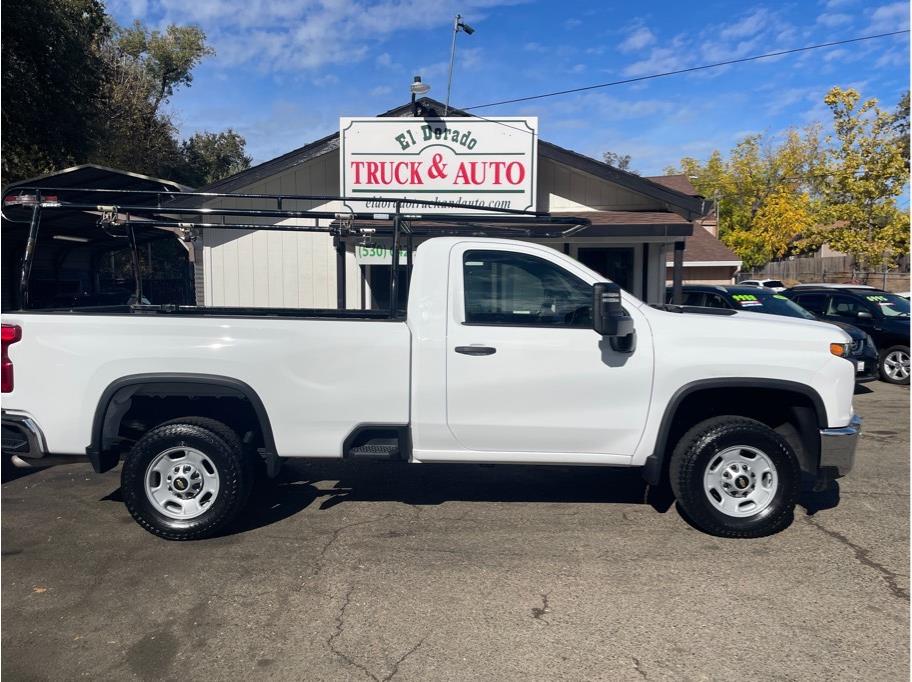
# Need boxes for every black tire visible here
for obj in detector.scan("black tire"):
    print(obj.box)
[121,418,253,540]
[669,416,800,538]
[878,345,910,385]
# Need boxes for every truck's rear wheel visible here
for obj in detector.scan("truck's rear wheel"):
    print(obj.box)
[669,416,800,538]
[121,418,252,540]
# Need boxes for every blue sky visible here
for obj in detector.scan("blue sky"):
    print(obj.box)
[108,0,910,176]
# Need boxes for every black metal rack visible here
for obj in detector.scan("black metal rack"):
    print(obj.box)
[2,187,591,317]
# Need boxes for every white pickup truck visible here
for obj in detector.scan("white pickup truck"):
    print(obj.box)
[2,237,860,540]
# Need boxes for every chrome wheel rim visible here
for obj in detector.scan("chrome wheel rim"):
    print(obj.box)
[884,350,910,381]
[703,445,778,518]
[144,447,220,520]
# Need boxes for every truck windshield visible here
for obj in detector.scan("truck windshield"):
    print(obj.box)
[732,293,817,320]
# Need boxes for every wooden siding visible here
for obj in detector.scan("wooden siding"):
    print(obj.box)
[537,158,663,212]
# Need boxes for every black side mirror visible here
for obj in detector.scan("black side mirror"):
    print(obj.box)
[593,282,635,352]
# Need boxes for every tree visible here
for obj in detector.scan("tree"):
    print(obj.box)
[799,87,910,270]
[727,189,814,269]
[1,0,108,184]
[179,130,252,187]
[602,151,638,174]
[2,4,247,187]
[92,20,215,179]
[666,126,825,267]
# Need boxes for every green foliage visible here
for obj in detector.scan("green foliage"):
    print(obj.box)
[180,131,252,187]
[1,0,109,183]
[602,151,638,174]
[2,4,249,187]
[799,87,910,269]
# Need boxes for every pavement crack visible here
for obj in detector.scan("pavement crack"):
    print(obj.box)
[632,656,648,679]
[531,592,551,624]
[804,516,909,602]
[307,515,392,580]
[383,637,426,681]
[326,585,380,682]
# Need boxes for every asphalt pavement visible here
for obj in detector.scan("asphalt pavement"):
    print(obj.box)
[2,382,909,681]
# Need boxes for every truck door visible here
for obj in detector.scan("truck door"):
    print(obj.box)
[444,243,653,456]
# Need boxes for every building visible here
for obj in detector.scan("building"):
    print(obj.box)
[648,175,741,285]
[183,98,710,308]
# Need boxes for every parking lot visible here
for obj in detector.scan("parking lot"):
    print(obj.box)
[2,382,908,681]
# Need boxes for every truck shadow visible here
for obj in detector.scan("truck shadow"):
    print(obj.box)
[231,460,675,535]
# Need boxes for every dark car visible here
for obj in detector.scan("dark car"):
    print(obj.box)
[668,285,879,383]
[784,286,910,384]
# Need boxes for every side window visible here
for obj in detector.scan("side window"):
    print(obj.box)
[703,293,731,309]
[681,291,706,307]
[463,250,593,327]
[826,295,866,317]
[794,293,826,315]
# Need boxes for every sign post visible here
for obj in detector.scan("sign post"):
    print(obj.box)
[340,117,538,215]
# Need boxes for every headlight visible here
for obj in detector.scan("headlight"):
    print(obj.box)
[830,342,851,358]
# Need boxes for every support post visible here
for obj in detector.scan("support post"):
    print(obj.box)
[335,236,346,309]
[672,240,685,305]
[641,243,650,302]
[390,206,401,318]
[18,199,42,309]
[126,218,143,304]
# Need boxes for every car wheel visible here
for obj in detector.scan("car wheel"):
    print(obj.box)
[669,416,800,538]
[121,418,252,540]
[879,345,910,385]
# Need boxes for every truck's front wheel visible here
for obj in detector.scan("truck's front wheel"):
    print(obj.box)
[669,416,800,538]
[121,418,252,540]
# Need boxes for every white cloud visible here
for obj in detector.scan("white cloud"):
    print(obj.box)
[816,12,852,27]
[824,0,855,8]
[618,26,656,53]
[312,73,339,86]
[623,47,687,77]
[569,63,586,74]
[868,2,911,32]
[125,0,518,72]
[564,18,582,29]
[370,85,392,96]
[718,8,772,40]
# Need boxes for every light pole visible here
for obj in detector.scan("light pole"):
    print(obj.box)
[445,13,475,116]
[410,76,430,116]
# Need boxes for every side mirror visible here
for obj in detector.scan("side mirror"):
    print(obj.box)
[857,310,873,320]
[593,282,635,352]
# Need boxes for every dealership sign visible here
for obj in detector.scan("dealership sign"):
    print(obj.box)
[340,117,537,214]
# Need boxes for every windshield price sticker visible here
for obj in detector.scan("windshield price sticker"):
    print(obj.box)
[865,295,894,306]
[732,294,762,307]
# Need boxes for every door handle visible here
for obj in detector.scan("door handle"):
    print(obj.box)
[455,345,496,356]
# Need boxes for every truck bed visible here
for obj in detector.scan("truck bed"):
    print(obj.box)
[2,311,411,457]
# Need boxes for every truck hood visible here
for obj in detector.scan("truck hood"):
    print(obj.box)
[645,305,852,344]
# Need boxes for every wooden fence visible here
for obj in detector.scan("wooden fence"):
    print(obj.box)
[741,254,911,291]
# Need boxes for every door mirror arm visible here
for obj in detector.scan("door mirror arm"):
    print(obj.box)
[592,282,636,353]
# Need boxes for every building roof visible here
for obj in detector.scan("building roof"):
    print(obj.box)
[191,97,706,220]
[646,174,700,197]
[667,225,741,266]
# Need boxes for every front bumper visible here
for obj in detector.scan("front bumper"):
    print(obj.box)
[819,414,862,477]
[851,347,879,383]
